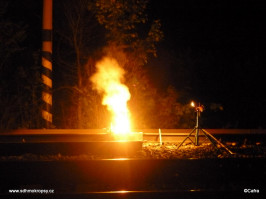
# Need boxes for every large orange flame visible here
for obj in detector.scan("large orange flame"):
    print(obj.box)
[90,57,131,137]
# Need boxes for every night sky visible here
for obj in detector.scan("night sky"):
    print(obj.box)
[147,0,266,128]
[2,0,266,128]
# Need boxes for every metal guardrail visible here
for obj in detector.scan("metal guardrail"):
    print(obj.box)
[0,129,265,143]
[140,129,266,142]
[1,129,266,135]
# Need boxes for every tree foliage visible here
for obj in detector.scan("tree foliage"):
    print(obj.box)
[89,0,163,62]
[53,0,197,129]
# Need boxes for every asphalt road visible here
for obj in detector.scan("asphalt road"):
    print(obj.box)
[0,158,265,198]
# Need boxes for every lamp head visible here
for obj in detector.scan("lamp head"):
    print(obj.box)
[191,101,204,112]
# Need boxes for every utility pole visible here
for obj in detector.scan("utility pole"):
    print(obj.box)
[42,0,53,128]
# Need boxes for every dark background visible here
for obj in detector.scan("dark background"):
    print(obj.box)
[147,0,266,128]
[2,0,266,128]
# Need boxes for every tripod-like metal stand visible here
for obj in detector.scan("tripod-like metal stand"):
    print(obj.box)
[177,103,234,154]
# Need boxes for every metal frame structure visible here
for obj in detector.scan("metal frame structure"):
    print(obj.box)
[177,103,234,154]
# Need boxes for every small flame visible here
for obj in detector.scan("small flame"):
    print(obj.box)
[191,101,195,107]
[90,57,131,136]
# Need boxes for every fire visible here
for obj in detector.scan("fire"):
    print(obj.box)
[90,57,131,137]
